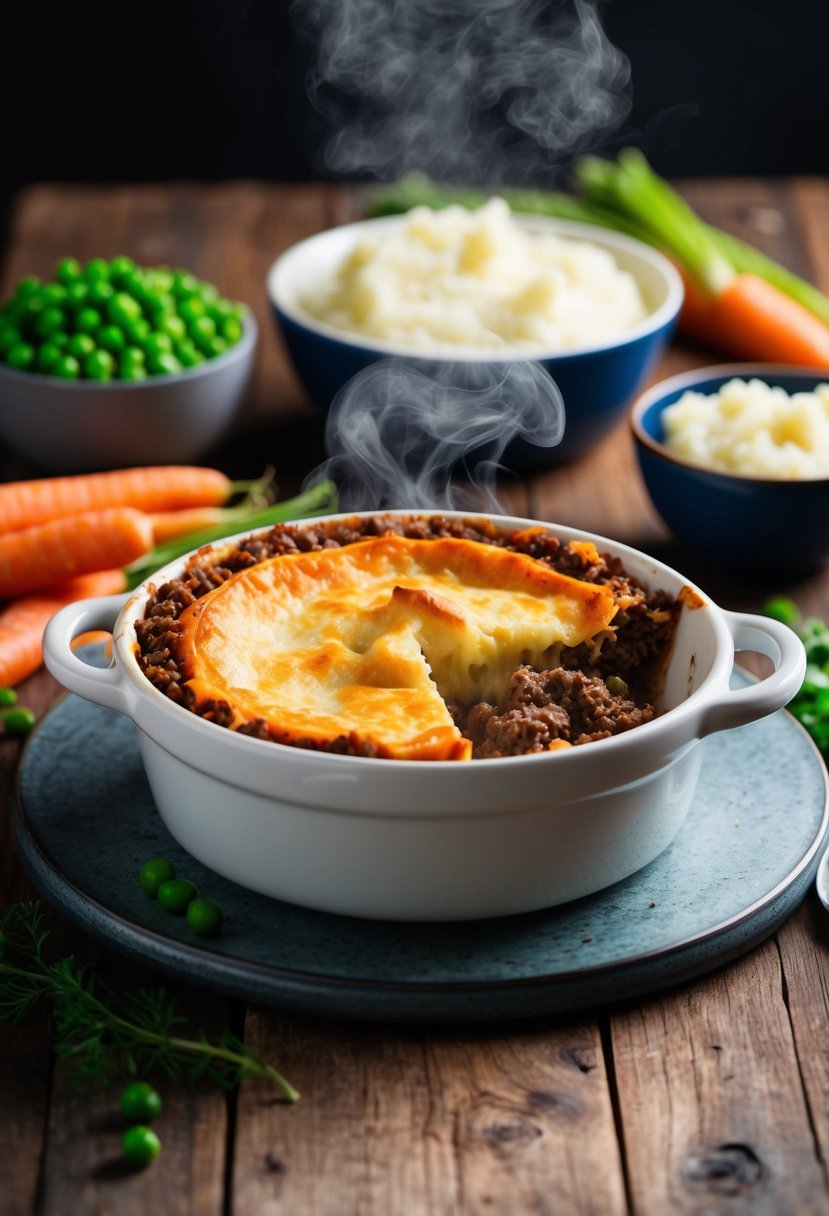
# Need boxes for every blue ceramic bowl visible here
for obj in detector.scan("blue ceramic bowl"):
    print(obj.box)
[632,364,829,574]
[267,214,683,465]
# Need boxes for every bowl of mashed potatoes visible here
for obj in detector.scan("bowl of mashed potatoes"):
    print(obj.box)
[267,201,683,464]
[632,365,829,573]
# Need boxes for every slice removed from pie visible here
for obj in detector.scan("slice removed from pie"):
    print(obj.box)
[174,534,619,760]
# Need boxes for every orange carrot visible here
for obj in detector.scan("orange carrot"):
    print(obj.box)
[150,506,233,544]
[0,569,126,687]
[707,272,829,367]
[0,508,153,598]
[0,466,231,535]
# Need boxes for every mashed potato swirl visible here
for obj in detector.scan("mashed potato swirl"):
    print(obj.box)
[662,377,829,479]
[300,199,648,353]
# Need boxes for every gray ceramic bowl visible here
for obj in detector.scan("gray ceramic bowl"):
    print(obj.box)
[0,311,257,472]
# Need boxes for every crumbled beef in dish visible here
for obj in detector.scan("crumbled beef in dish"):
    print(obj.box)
[135,513,680,759]
[459,667,657,758]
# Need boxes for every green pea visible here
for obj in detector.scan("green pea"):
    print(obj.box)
[35,307,65,339]
[196,281,218,304]
[175,340,204,369]
[51,332,69,349]
[764,597,800,628]
[203,335,228,359]
[87,280,114,308]
[122,344,146,364]
[606,675,629,697]
[117,269,144,299]
[139,857,176,897]
[5,342,35,370]
[53,354,81,380]
[84,349,115,381]
[96,324,126,354]
[0,688,17,707]
[150,268,174,293]
[148,292,175,318]
[75,307,102,334]
[0,325,22,353]
[159,313,186,342]
[178,297,206,324]
[189,313,215,352]
[186,898,224,937]
[55,257,82,285]
[37,342,64,372]
[125,317,151,342]
[172,271,199,299]
[157,878,197,914]
[220,315,243,344]
[142,332,173,360]
[121,1125,161,1169]
[40,283,67,306]
[84,257,110,283]
[108,292,142,325]
[109,254,137,284]
[120,1081,163,1122]
[67,333,96,360]
[14,275,40,302]
[1,706,36,735]
[119,362,147,381]
[64,281,89,310]
[147,351,182,376]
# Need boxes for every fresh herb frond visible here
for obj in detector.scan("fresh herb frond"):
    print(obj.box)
[0,901,298,1101]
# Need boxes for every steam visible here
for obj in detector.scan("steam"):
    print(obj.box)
[304,359,565,512]
[292,0,631,185]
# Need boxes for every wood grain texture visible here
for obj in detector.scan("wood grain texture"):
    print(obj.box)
[611,940,826,1215]
[233,1011,625,1216]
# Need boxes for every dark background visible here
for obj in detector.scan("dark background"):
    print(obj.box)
[2,0,828,208]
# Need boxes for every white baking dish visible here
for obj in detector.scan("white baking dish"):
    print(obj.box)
[43,511,805,922]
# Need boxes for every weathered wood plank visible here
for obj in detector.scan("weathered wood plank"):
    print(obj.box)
[233,1010,626,1216]
[775,897,829,1180]
[611,940,826,1215]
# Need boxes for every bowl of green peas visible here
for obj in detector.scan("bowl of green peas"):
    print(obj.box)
[0,256,257,472]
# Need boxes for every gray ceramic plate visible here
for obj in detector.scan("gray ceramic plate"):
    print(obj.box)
[13,660,829,1023]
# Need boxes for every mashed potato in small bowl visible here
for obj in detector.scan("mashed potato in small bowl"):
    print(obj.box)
[632,365,829,574]
[267,202,682,464]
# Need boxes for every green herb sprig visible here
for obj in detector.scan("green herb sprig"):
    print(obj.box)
[765,597,829,752]
[0,902,298,1101]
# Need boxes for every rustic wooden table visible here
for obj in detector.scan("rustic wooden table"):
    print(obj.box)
[2,179,829,1216]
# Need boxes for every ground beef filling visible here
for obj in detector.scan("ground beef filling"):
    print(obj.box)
[134,514,679,759]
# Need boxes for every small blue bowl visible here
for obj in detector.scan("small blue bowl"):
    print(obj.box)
[632,364,829,575]
[267,214,683,465]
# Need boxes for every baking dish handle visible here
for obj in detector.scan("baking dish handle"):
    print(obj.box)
[699,610,806,737]
[43,593,134,714]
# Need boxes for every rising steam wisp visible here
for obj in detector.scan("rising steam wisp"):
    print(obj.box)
[304,358,565,512]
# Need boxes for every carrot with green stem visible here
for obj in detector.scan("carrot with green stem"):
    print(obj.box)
[124,478,339,589]
[0,569,126,688]
[575,149,829,365]
[0,466,270,535]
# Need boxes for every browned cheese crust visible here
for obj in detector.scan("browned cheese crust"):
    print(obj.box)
[134,514,680,759]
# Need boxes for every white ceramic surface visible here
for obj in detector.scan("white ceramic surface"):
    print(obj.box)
[43,511,806,921]
[267,214,684,362]
[0,312,257,472]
